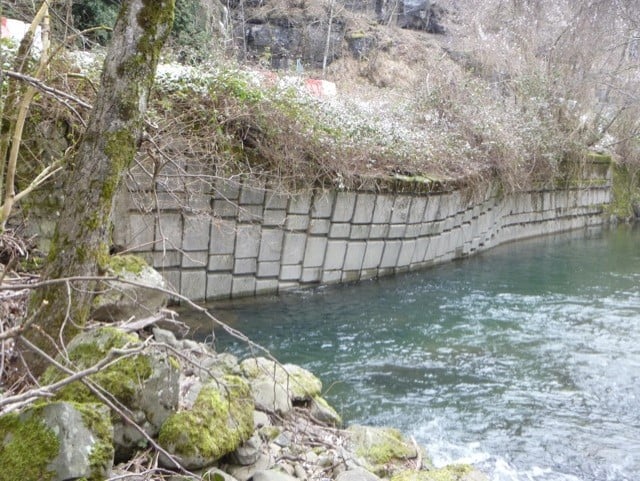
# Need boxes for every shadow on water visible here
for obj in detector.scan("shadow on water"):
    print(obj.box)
[181,224,640,481]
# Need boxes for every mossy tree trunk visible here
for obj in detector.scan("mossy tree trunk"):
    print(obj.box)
[25,0,175,368]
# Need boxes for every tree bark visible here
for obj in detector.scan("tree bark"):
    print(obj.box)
[25,0,175,369]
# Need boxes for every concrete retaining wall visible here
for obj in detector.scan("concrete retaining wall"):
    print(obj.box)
[114,161,611,301]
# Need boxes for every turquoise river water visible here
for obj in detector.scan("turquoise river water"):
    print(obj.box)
[187,225,640,481]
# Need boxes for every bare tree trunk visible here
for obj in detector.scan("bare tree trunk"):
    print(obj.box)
[25,0,175,370]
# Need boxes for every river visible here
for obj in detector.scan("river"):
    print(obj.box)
[185,225,640,481]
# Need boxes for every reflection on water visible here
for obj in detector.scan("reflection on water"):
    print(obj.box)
[184,225,640,481]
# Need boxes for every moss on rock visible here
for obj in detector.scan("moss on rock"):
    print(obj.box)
[40,327,152,405]
[391,464,487,481]
[0,410,60,481]
[240,357,323,401]
[158,375,254,469]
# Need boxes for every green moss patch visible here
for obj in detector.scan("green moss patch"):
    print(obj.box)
[105,254,149,275]
[158,376,254,468]
[0,409,60,481]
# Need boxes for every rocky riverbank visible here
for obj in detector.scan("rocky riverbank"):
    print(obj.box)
[0,320,487,481]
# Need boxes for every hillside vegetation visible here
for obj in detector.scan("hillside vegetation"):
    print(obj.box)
[2,0,640,211]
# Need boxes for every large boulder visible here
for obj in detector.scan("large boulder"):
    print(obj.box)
[346,425,419,476]
[240,357,323,402]
[158,375,255,469]
[39,327,180,461]
[91,254,167,322]
[0,401,113,481]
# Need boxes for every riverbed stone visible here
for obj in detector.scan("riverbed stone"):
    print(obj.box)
[309,395,342,426]
[0,401,113,481]
[389,465,489,481]
[336,468,382,481]
[347,425,417,474]
[228,433,263,465]
[240,357,323,402]
[91,255,167,322]
[252,469,299,481]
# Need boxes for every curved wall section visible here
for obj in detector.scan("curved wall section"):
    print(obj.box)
[114,161,611,301]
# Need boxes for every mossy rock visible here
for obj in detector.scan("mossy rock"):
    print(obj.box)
[310,395,342,427]
[91,254,167,322]
[391,465,488,481]
[240,357,323,401]
[0,401,113,481]
[39,327,180,460]
[158,375,255,469]
[348,425,422,476]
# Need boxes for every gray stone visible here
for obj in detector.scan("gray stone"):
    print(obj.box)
[91,256,167,322]
[226,454,271,481]
[335,468,381,481]
[253,410,271,429]
[0,401,113,481]
[309,396,342,426]
[252,469,298,481]
[250,378,292,414]
[228,434,263,466]
[202,468,241,481]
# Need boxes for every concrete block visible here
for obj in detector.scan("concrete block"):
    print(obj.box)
[408,197,427,224]
[363,241,384,269]
[182,251,208,268]
[301,267,321,283]
[153,250,181,268]
[255,278,279,295]
[321,270,342,284]
[342,270,361,283]
[238,205,263,222]
[380,240,401,268]
[232,276,256,298]
[329,223,351,239]
[344,242,366,271]
[206,273,233,299]
[183,215,211,251]
[353,193,376,224]
[309,218,331,235]
[160,269,181,298]
[397,239,416,267]
[181,270,207,300]
[210,220,236,255]
[213,198,239,218]
[324,240,347,270]
[257,261,281,278]
[234,258,257,275]
[286,214,310,231]
[350,224,371,239]
[236,224,261,258]
[208,254,234,272]
[412,237,430,264]
[369,224,389,239]
[265,191,289,210]
[155,213,182,250]
[213,179,240,200]
[388,224,407,238]
[259,229,284,262]
[391,195,411,224]
[280,264,302,281]
[127,213,155,251]
[263,209,287,227]
[303,237,328,268]
[278,281,300,291]
[282,232,307,264]
[404,224,421,238]
[186,192,211,212]
[311,191,335,218]
[372,195,394,223]
[239,184,266,205]
[424,195,440,221]
[360,268,378,280]
[288,192,313,214]
[332,192,356,222]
